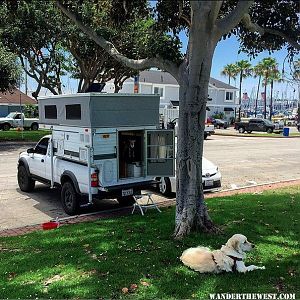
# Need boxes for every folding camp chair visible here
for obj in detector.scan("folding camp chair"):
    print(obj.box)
[132,193,161,216]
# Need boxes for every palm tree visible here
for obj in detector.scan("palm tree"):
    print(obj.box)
[253,63,265,117]
[236,60,252,120]
[221,63,238,85]
[267,67,282,120]
[259,58,277,119]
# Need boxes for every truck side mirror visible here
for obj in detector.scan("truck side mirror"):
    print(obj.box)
[27,148,35,154]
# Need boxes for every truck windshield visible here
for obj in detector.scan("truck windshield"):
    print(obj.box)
[6,113,16,118]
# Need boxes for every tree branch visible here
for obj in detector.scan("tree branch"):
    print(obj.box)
[209,1,223,25]
[178,1,191,26]
[56,1,179,80]
[242,13,300,51]
[216,0,254,38]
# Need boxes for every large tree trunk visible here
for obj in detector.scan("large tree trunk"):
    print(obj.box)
[174,21,218,239]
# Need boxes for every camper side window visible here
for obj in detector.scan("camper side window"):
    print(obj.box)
[66,104,81,120]
[45,105,57,119]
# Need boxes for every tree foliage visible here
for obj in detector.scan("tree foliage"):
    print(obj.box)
[0,0,180,96]
[221,63,238,85]
[0,0,67,98]
[0,43,22,93]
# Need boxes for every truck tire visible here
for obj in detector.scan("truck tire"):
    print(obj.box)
[117,196,136,206]
[17,165,35,192]
[247,130,252,134]
[204,132,208,140]
[267,128,273,134]
[61,181,80,215]
[2,123,11,131]
[31,123,39,131]
[159,177,172,196]
[238,127,245,133]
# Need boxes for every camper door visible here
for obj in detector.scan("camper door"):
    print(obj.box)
[93,132,117,185]
[145,130,175,176]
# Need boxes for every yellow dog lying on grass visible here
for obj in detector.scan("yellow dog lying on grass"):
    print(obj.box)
[180,234,265,273]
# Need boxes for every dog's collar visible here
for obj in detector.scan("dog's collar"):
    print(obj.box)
[226,255,243,272]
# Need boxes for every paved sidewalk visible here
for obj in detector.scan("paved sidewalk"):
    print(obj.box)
[1,178,299,238]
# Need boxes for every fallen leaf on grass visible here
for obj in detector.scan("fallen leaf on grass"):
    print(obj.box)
[44,274,65,286]
[140,281,150,287]
[130,284,138,292]
[274,278,285,293]
[99,271,109,277]
[288,268,297,277]
[8,272,17,280]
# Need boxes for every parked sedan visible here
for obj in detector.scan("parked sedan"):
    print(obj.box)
[212,118,229,129]
[157,157,222,196]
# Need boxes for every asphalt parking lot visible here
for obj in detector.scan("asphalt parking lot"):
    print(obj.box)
[0,134,300,230]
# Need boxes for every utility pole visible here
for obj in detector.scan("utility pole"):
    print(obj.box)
[25,57,28,95]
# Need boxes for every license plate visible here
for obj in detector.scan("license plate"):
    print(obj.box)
[122,188,134,197]
[205,180,214,187]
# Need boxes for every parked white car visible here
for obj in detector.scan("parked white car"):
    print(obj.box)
[157,157,221,196]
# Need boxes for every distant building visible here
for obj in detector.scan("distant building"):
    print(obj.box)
[103,70,239,119]
[0,89,36,117]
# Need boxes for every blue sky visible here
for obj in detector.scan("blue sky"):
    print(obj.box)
[179,31,298,99]
[23,31,298,99]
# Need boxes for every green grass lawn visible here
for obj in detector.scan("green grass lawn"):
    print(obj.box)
[0,129,50,142]
[0,187,299,299]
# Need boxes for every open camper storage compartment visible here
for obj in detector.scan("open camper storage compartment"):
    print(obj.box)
[39,93,174,197]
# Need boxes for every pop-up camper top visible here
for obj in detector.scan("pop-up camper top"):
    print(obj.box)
[38,93,174,199]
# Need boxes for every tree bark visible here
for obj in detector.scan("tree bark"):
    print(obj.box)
[174,7,219,239]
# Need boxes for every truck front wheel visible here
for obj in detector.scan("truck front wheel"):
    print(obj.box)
[238,127,245,133]
[18,165,35,192]
[61,181,79,215]
[267,128,273,134]
[2,123,11,131]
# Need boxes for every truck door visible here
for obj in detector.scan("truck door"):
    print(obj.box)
[13,113,23,128]
[145,130,175,176]
[29,137,48,179]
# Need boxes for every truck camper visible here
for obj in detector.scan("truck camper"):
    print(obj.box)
[18,93,174,214]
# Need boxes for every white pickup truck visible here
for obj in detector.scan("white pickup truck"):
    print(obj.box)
[18,135,104,215]
[0,112,39,131]
[18,132,172,215]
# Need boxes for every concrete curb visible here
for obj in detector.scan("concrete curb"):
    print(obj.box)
[0,141,36,146]
[0,179,299,237]
[214,133,300,138]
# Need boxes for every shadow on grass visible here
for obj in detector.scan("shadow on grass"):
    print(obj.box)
[0,187,299,299]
